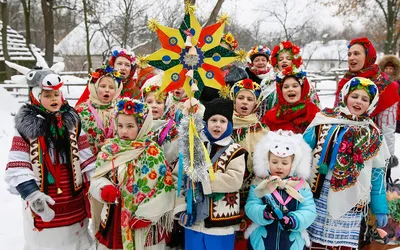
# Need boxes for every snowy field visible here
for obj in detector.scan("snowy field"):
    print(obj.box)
[0,82,399,249]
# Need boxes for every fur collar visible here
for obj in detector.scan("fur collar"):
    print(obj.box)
[15,104,80,140]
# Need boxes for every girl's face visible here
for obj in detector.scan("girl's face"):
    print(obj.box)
[145,92,165,120]
[114,57,131,79]
[384,66,395,76]
[277,52,292,71]
[117,114,139,140]
[40,89,62,112]
[269,153,293,179]
[173,88,185,99]
[235,90,256,116]
[282,77,301,103]
[252,56,268,70]
[207,114,228,139]
[97,77,116,103]
[346,89,370,117]
[348,44,366,73]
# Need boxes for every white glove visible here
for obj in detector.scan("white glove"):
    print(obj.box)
[26,190,56,222]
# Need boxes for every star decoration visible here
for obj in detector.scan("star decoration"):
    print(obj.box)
[143,3,240,101]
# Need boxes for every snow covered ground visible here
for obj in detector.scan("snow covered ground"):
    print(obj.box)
[0,83,399,249]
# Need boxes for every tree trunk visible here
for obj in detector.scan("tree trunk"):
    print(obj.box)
[204,0,225,27]
[41,0,54,65]
[20,0,34,57]
[1,1,12,79]
[82,0,92,72]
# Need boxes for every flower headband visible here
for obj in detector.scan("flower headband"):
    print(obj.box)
[247,45,271,63]
[348,77,377,99]
[116,98,149,128]
[221,33,238,50]
[230,78,262,98]
[90,64,123,85]
[276,66,307,85]
[142,85,167,101]
[110,49,136,64]
[271,41,302,69]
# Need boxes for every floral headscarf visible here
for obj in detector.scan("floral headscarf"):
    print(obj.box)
[116,98,150,131]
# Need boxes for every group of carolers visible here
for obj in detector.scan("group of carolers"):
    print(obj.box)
[5,34,400,250]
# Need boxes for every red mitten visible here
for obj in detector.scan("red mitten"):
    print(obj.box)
[130,217,152,229]
[100,185,119,203]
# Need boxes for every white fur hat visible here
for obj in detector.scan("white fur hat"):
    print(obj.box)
[253,129,312,179]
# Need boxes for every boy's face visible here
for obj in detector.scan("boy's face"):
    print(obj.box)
[40,89,62,112]
[269,153,293,179]
[145,92,165,120]
[97,76,116,103]
[235,90,256,116]
[207,114,228,139]
[117,114,139,140]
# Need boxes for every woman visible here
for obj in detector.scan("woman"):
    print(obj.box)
[334,37,400,181]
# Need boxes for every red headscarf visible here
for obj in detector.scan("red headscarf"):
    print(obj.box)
[334,37,399,115]
[262,70,320,133]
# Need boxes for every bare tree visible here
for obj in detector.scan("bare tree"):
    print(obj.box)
[82,0,91,71]
[320,0,400,54]
[41,0,54,65]
[204,0,225,27]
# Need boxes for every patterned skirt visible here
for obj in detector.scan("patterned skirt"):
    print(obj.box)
[308,179,364,248]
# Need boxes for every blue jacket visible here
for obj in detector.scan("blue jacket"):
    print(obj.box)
[245,185,317,250]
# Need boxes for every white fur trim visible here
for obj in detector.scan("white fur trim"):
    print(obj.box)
[301,230,311,247]
[253,130,312,179]
[244,222,259,239]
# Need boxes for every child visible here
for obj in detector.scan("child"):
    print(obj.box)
[165,87,188,123]
[245,130,317,250]
[76,65,123,155]
[229,79,269,249]
[4,65,96,249]
[179,98,248,250]
[304,77,389,249]
[261,69,320,133]
[245,45,272,84]
[89,98,175,250]
[141,73,179,168]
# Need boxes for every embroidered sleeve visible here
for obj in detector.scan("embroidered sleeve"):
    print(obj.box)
[375,104,397,155]
[5,129,38,195]
[78,130,96,175]
[210,150,247,193]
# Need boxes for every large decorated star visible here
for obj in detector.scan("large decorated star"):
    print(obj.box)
[141,4,242,100]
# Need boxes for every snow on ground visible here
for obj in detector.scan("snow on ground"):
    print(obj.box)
[0,84,399,249]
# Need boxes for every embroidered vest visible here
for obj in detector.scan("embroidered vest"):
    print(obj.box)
[204,143,247,228]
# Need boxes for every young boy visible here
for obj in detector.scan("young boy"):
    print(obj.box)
[179,98,248,250]
[5,65,96,249]
[245,130,316,250]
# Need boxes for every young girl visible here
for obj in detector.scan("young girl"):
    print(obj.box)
[76,65,123,155]
[141,73,179,168]
[304,77,389,249]
[245,130,317,250]
[258,41,320,117]
[89,98,175,250]
[245,45,272,84]
[4,66,96,249]
[165,87,188,123]
[261,69,320,133]
[229,79,269,249]
[179,98,248,250]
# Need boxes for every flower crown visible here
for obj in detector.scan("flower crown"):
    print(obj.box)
[230,79,262,99]
[142,85,167,101]
[271,41,302,69]
[276,66,307,85]
[221,33,238,50]
[90,64,124,85]
[349,77,377,98]
[111,49,136,64]
[116,98,149,127]
[247,45,271,62]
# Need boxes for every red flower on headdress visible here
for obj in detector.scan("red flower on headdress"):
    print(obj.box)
[272,45,280,56]
[292,45,300,55]
[243,79,253,89]
[292,57,302,68]
[350,37,371,49]
[91,72,100,78]
[282,41,292,49]
[282,66,293,75]
[124,101,135,115]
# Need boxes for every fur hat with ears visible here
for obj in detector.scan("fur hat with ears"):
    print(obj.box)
[253,129,312,180]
